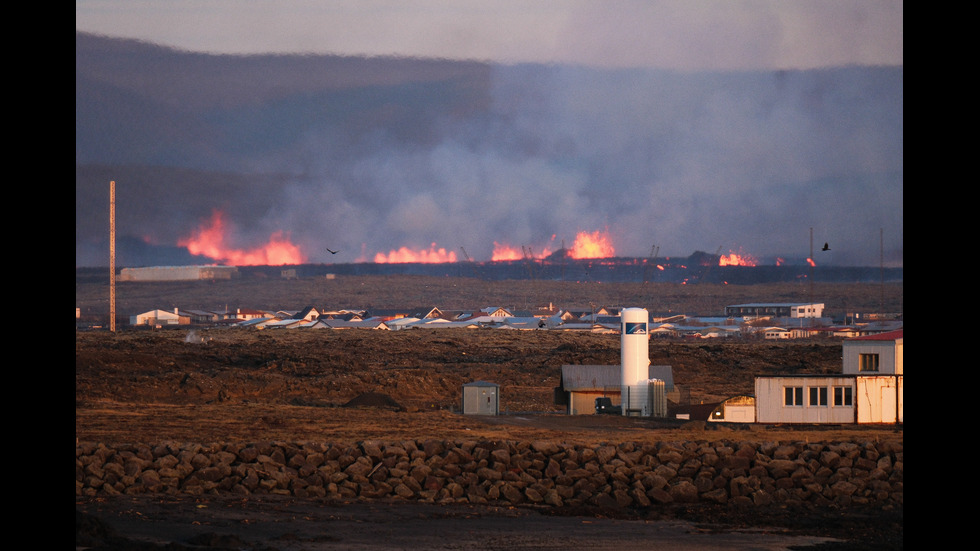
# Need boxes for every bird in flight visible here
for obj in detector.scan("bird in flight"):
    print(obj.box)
[326,248,339,254]
[822,243,831,251]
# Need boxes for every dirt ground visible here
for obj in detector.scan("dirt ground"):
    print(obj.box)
[77,276,903,549]
[76,327,902,550]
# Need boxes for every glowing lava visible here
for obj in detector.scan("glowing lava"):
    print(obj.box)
[491,242,524,261]
[568,229,615,259]
[491,241,553,261]
[373,243,457,263]
[491,230,612,261]
[178,210,307,266]
[719,250,758,266]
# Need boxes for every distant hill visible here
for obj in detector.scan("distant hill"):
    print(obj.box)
[76,31,493,169]
[76,32,903,269]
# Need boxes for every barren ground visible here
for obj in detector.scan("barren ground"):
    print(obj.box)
[76,276,903,550]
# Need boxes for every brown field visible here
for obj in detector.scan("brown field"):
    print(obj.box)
[76,276,903,550]
[75,328,898,446]
[76,275,903,445]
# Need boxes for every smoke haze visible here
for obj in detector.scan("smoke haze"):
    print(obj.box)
[75,32,902,268]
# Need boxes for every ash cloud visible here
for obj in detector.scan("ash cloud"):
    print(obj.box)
[75,33,902,268]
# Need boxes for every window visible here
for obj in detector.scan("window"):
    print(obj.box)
[784,386,803,406]
[834,386,853,406]
[808,386,828,406]
[859,353,880,372]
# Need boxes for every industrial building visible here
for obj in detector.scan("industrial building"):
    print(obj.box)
[753,329,903,424]
[724,302,824,318]
[118,265,239,281]
[554,308,672,417]
[556,364,673,415]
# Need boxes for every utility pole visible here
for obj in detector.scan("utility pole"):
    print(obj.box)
[109,180,116,332]
[808,228,814,328]
[880,228,884,314]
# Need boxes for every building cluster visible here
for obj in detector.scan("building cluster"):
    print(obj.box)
[124,301,902,339]
[117,300,905,426]
[552,306,903,426]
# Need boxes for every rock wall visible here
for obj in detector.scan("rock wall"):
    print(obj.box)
[76,438,903,509]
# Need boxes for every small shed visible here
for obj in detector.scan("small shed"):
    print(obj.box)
[708,395,757,423]
[462,381,499,415]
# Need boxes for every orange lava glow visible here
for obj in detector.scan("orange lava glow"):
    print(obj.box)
[491,242,523,261]
[719,250,758,266]
[373,243,458,263]
[491,242,553,261]
[178,210,307,266]
[806,257,817,267]
[568,230,615,259]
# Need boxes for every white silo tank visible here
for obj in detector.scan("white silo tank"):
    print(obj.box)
[621,307,650,415]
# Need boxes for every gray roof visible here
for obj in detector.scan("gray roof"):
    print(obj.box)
[463,380,499,387]
[560,365,621,391]
[560,364,674,391]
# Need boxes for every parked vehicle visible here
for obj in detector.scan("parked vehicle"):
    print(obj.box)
[594,397,622,415]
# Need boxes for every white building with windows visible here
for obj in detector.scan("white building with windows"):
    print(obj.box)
[130,308,189,326]
[724,302,825,318]
[753,329,903,424]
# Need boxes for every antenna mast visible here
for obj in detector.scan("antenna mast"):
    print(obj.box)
[880,228,884,314]
[109,180,116,332]
[809,227,814,304]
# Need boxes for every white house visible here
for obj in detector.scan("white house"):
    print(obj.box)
[843,329,903,376]
[753,329,903,424]
[481,306,514,318]
[754,375,862,424]
[305,319,390,330]
[130,308,188,326]
[263,318,307,329]
[841,329,903,424]
[764,327,791,339]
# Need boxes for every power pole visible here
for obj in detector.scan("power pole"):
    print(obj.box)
[880,228,884,314]
[109,180,116,332]
[459,246,479,279]
[808,228,814,328]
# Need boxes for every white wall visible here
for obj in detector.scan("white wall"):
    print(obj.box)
[755,376,856,424]
[790,303,824,318]
[722,405,755,423]
[856,376,903,423]
[843,338,901,375]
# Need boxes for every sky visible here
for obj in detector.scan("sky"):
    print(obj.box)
[76,0,902,71]
[76,1,903,268]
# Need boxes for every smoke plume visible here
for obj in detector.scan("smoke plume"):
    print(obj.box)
[75,33,902,268]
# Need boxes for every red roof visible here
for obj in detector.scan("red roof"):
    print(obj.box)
[848,329,903,341]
